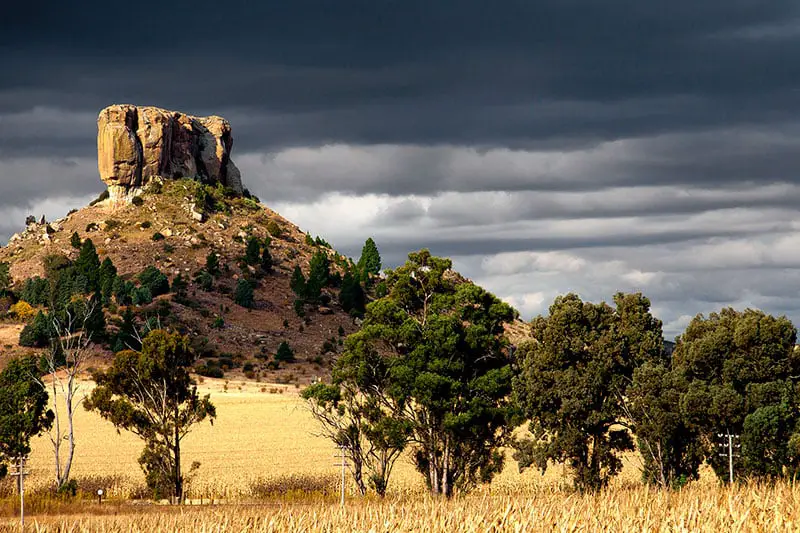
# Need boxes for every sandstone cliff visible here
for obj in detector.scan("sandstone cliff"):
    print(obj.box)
[97,104,243,202]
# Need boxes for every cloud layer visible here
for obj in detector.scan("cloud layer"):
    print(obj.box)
[3,1,800,337]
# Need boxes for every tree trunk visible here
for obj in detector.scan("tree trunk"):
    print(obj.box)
[60,375,76,488]
[174,406,182,504]
[442,438,451,498]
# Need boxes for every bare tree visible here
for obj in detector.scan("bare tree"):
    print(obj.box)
[36,302,97,491]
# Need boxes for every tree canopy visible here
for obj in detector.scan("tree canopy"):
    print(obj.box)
[672,308,800,480]
[327,249,518,497]
[0,356,53,478]
[85,330,216,501]
[513,292,664,491]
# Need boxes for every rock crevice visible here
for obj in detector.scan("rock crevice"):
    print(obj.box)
[97,104,243,202]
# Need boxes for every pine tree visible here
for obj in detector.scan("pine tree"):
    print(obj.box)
[357,238,382,279]
[339,271,365,316]
[99,258,117,305]
[234,279,254,308]
[206,251,221,278]
[244,237,261,266]
[290,266,307,299]
[275,341,295,362]
[307,251,331,301]
[74,239,101,294]
[70,232,82,249]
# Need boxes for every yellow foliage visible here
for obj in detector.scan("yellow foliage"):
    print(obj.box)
[9,300,35,320]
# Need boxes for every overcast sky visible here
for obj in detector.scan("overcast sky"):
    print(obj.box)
[2,1,800,338]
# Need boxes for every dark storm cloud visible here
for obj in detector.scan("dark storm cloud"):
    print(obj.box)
[3,1,800,336]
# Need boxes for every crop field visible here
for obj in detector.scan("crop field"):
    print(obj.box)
[0,377,798,531]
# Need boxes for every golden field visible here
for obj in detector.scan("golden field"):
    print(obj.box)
[1,377,799,531]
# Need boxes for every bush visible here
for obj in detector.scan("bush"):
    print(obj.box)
[267,220,282,237]
[211,316,225,329]
[70,231,82,249]
[131,196,144,206]
[140,221,152,229]
[9,301,35,321]
[195,270,214,292]
[151,232,165,241]
[275,341,295,362]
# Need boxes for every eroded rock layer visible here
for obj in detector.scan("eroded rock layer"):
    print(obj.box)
[97,104,243,201]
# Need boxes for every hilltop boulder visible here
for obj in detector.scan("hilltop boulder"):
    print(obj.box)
[97,104,244,202]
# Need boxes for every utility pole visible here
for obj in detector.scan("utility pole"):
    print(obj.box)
[717,431,740,484]
[334,445,348,508]
[10,456,29,529]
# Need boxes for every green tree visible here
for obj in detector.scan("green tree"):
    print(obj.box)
[99,257,117,305]
[275,341,295,362]
[19,310,54,347]
[234,279,254,308]
[138,266,170,297]
[624,362,704,488]
[84,330,216,502]
[513,293,664,491]
[339,270,365,316]
[290,265,307,299]
[357,237,381,279]
[338,250,517,497]
[113,307,141,353]
[672,308,800,481]
[19,277,49,307]
[70,231,82,249]
[205,251,221,278]
[244,237,261,266]
[307,251,331,301]
[0,356,54,479]
[74,239,101,294]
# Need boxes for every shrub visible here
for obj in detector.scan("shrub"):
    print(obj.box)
[131,196,144,206]
[206,251,221,277]
[195,270,214,292]
[85,222,100,232]
[9,301,35,321]
[140,221,152,229]
[211,316,225,329]
[151,232,165,241]
[293,299,305,317]
[244,237,261,266]
[267,220,282,237]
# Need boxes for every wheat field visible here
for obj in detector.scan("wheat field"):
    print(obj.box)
[1,377,798,531]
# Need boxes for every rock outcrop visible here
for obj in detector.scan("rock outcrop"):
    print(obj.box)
[97,104,243,202]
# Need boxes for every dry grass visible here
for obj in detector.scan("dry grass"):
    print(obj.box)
[0,482,799,532]
[7,377,796,531]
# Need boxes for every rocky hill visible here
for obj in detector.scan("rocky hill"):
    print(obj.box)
[0,105,367,384]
